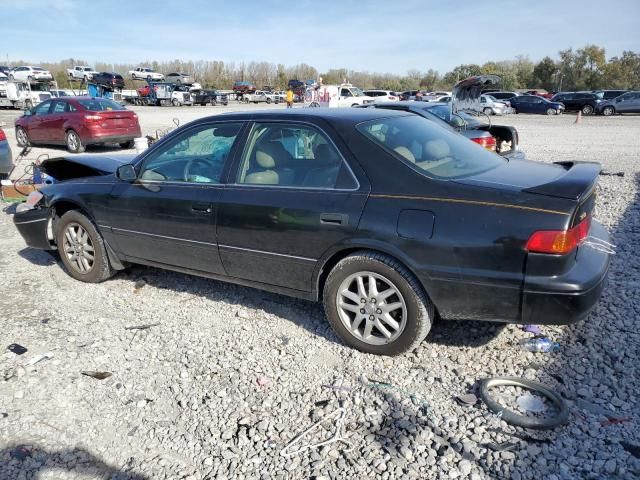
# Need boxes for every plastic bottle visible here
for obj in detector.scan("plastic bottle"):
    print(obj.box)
[518,337,560,353]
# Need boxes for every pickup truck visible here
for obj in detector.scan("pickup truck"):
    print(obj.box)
[129,67,164,81]
[243,90,274,104]
[232,81,257,96]
[67,66,97,81]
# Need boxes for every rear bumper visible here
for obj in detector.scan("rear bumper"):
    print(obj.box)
[13,207,53,250]
[521,221,610,325]
[85,130,141,145]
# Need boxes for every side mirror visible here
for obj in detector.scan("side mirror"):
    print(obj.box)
[116,164,136,182]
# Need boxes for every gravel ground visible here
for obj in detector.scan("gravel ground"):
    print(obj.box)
[1,106,639,480]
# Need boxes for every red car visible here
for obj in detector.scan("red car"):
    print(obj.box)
[15,97,141,153]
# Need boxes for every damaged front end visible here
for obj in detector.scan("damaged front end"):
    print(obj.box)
[14,190,55,250]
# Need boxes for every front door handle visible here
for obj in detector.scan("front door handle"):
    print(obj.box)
[192,202,212,214]
[320,213,348,225]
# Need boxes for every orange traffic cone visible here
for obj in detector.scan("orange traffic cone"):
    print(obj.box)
[575,110,582,124]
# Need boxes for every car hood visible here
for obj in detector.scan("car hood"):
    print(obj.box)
[452,75,501,113]
[455,159,600,200]
[40,154,136,181]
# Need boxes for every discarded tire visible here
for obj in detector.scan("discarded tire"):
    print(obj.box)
[478,376,569,430]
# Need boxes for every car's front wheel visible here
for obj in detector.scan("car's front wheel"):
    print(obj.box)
[323,251,433,356]
[582,105,594,115]
[66,129,85,153]
[16,126,30,147]
[56,210,114,283]
[602,106,615,116]
[483,107,493,115]
[546,108,556,115]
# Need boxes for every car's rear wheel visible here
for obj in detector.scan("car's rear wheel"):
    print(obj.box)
[323,251,433,356]
[602,106,615,116]
[66,129,85,153]
[483,107,493,115]
[56,210,114,283]
[266,98,272,104]
[582,105,594,115]
[546,108,556,115]
[16,126,30,147]
[119,140,135,149]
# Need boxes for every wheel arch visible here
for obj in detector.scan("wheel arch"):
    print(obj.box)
[314,242,437,314]
[49,198,125,270]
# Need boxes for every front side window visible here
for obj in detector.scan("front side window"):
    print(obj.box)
[357,115,505,180]
[237,123,354,189]
[33,101,51,115]
[139,123,242,183]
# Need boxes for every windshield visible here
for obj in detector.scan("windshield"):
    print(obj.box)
[350,87,365,97]
[143,68,152,72]
[78,98,126,111]
[593,91,605,99]
[357,115,504,180]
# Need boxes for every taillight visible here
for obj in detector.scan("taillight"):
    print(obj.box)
[525,217,591,254]
[0,129,6,141]
[471,136,497,151]
[84,115,103,122]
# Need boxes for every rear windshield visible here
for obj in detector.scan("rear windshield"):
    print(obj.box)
[357,115,504,180]
[78,98,126,111]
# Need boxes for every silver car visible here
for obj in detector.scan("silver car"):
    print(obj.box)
[597,91,640,116]
[0,127,14,180]
[166,72,195,85]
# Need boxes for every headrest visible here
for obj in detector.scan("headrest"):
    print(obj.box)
[423,139,451,159]
[394,146,415,163]
[314,143,337,162]
[255,148,276,168]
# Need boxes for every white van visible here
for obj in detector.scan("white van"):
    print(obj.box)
[305,84,374,108]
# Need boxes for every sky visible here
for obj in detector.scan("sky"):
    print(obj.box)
[1,0,639,74]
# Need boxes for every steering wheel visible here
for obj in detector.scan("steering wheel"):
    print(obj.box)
[183,157,211,182]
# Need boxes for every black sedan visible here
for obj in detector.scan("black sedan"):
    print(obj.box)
[192,89,229,106]
[92,72,125,89]
[13,109,610,356]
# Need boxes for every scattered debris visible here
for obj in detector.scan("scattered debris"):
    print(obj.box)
[124,323,159,331]
[314,400,331,408]
[456,393,478,406]
[600,417,632,427]
[483,441,519,452]
[256,376,270,387]
[81,371,112,380]
[520,324,542,335]
[26,352,53,366]
[599,171,625,177]
[366,379,433,415]
[281,407,353,458]
[9,446,31,460]
[517,393,546,413]
[133,279,147,292]
[7,343,28,355]
[620,441,640,459]
[478,377,569,430]
[322,383,352,393]
[518,337,560,353]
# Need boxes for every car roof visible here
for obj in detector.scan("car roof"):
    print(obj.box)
[204,108,411,125]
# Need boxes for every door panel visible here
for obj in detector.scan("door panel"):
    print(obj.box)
[217,187,367,290]
[27,100,52,142]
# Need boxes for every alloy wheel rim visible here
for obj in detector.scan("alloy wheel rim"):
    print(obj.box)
[336,271,407,345]
[68,132,78,150]
[17,128,27,144]
[63,223,95,273]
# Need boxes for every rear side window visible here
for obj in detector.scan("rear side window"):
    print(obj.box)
[357,115,505,180]
[237,123,357,189]
[78,98,126,111]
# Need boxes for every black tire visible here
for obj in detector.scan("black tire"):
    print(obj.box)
[119,140,135,149]
[582,104,594,115]
[323,251,433,356]
[66,129,85,153]
[55,210,115,283]
[172,98,180,106]
[16,126,30,147]
[266,98,272,104]
[602,106,615,116]
[483,107,493,115]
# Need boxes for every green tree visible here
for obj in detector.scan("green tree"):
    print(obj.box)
[531,56,557,91]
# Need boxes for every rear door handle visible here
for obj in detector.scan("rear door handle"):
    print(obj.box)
[192,202,212,214]
[320,213,348,225]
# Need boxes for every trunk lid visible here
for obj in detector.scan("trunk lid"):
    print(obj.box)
[90,110,138,129]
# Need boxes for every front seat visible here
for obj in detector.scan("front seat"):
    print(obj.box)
[244,142,294,185]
